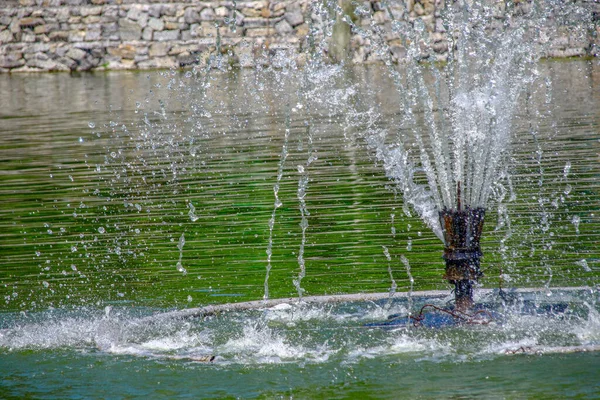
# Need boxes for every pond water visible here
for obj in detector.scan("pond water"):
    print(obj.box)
[1,59,599,397]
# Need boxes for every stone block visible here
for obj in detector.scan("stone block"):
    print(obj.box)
[215,7,229,18]
[148,17,164,31]
[274,19,293,34]
[118,18,142,40]
[149,42,169,57]
[85,29,102,41]
[142,27,153,41]
[56,56,77,69]
[243,17,268,28]
[35,34,50,43]
[0,30,14,43]
[103,8,119,22]
[102,22,118,34]
[245,27,270,37]
[83,16,101,24]
[56,8,70,22]
[184,8,200,24]
[154,29,179,41]
[241,8,261,17]
[66,47,86,60]
[26,58,66,71]
[107,58,136,70]
[164,21,180,30]
[127,6,144,21]
[148,5,162,18]
[200,8,215,21]
[295,23,309,38]
[19,17,45,27]
[107,44,136,59]
[11,65,43,73]
[0,16,12,26]
[0,52,24,68]
[22,32,36,42]
[192,23,217,38]
[55,45,68,57]
[9,19,21,34]
[162,5,177,17]
[137,56,177,70]
[49,31,69,41]
[138,13,148,29]
[169,43,200,55]
[68,30,85,42]
[24,51,47,60]
[373,11,388,24]
[80,7,102,17]
[23,42,50,53]
[432,41,448,53]
[33,24,52,34]
[178,51,198,67]
[285,5,304,27]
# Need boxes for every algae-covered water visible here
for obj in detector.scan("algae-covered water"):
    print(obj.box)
[1,59,599,397]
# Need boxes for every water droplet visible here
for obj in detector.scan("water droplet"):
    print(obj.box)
[176,261,187,275]
[575,259,591,272]
[88,121,95,129]
[571,215,581,234]
[178,233,185,251]
[563,161,571,178]
[42,281,49,288]
[98,227,106,234]
[188,203,199,222]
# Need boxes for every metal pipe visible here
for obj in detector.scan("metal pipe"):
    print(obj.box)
[439,207,486,311]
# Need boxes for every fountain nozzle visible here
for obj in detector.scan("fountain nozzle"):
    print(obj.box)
[439,207,486,311]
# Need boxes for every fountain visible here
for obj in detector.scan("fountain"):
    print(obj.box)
[0,0,599,397]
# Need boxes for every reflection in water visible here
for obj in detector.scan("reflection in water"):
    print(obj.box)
[0,61,599,312]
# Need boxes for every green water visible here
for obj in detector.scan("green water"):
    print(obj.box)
[1,292,600,398]
[0,59,599,397]
[4,353,600,399]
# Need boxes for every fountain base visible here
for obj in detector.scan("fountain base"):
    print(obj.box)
[439,207,486,311]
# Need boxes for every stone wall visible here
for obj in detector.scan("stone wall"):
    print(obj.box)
[0,0,598,73]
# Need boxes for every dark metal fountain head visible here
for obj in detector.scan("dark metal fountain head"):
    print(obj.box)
[439,207,486,311]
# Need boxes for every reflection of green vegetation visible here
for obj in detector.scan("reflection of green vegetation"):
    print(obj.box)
[1,118,598,313]
[0,65,598,313]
